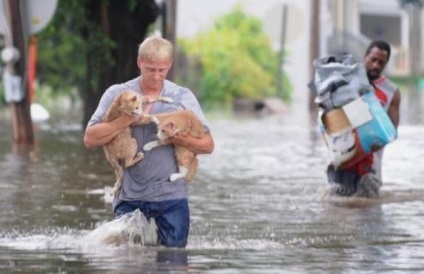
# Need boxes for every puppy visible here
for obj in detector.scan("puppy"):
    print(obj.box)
[103,90,172,196]
[143,110,205,182]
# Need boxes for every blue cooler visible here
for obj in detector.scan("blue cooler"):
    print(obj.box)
[355,92,397,153]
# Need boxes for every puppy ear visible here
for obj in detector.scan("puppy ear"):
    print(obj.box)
[165,121,182,136]
[118,104,127,113]
[166,121,175,131]
[189,117,204,138]
[117,93,125,102]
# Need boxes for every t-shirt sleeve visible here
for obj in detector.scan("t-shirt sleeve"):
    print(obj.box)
[85,85,121,128]
[178,88,211,132]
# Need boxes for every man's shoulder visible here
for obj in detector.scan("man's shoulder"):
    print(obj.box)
[163,80,190,95]
[384,75,397,87]
[162,80,197,104]
[161,80,207,123]
[107,77,140,93]
[374,75,398,91]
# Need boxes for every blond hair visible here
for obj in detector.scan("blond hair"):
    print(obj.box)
[137,36,173,62]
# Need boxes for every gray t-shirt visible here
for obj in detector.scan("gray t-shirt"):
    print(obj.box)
[86,77,211,210]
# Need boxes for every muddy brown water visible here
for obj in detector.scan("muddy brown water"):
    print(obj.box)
[0,86,423,273]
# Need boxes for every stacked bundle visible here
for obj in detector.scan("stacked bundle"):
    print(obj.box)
[313,54,397,169]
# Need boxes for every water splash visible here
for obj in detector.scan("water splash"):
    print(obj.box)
[188,237,285,250]
[83,209,158,248]
[0,210,158,254]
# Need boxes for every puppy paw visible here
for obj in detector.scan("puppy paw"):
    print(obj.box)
[110,187,117,197]
[170,173,184,182]
[151,116,160,125]
[163,97,174,103]
[134,152,144,162]
[143,141,159,151]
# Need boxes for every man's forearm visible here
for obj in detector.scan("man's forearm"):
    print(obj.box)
[84,116,133,148]
[172,133,214,154]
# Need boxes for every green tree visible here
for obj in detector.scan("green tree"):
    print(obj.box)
[178,5,292,108]
[36,0,160,126]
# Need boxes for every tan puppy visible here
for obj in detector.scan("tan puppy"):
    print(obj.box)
[143,110,205,182]
[103,90,173,196]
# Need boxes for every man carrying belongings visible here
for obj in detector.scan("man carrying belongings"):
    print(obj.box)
[313,40,401,198]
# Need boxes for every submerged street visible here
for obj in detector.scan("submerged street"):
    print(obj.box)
[0,86,423,273]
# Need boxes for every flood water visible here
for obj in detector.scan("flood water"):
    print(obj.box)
[0,86,424,273]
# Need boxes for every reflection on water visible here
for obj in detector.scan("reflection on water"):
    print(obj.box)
[401,85,424,125]
[0,87,423,273]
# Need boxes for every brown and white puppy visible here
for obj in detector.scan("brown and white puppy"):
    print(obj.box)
[143,110,205,182]
[103,90,173,196]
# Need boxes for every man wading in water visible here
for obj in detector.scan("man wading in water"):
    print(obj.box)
[327,40,401,197]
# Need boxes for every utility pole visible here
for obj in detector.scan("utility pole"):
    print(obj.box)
[2,0,34,145]
[309,0,320,112]
[162,0,177,81]
[277,4,288,98]
[400,0,423,77]
[1,0,57,145]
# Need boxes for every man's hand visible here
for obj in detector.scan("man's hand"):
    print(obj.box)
[133,114,159,126]
[169,132,189,146]
[169,132,214,155]
[84,114,138,149]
